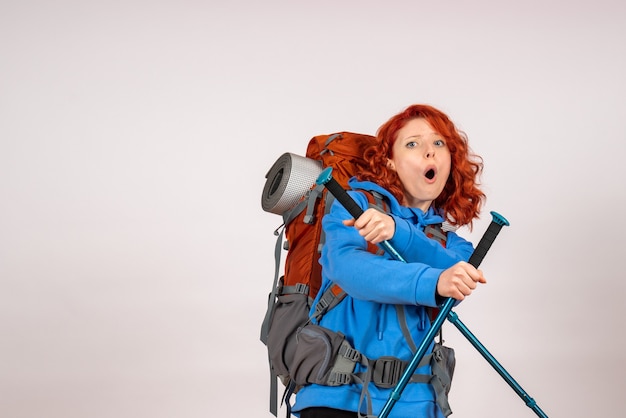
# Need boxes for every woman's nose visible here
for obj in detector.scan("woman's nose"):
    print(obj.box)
[425,145,435,158]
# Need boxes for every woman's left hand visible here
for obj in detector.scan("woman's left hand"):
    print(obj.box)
[343,208,395,244]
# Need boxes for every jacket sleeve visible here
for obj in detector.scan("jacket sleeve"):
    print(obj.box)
[389,216,474,268]
[321,192,444,307]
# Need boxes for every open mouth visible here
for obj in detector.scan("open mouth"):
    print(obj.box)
[425,168,436,180]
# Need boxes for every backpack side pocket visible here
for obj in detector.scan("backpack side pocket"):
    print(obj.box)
[430,342,456,416]
[266,293,311,383]
[290,323,349,386]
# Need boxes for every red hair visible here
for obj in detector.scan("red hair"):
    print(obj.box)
[358,104,485,228]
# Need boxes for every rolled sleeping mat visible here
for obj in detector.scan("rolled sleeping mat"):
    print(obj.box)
[261,152,323,215]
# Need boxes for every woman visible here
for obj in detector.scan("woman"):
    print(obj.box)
[293,104,486,418]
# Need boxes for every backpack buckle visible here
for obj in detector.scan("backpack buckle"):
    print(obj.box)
[340,345,361,362]
[294,283,309,295]
[327,371,352,386]
[372,357,406,389]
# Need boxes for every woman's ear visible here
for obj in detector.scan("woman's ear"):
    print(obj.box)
[387,159,396,171]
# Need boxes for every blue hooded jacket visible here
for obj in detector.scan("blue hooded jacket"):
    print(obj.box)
[292,178,474,417]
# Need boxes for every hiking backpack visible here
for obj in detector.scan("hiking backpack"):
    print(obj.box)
[260,132,380,415]
[259,132,455,417]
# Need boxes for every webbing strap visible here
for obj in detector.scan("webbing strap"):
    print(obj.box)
[312,284,346,322]
[282,198,306,227]
[325,344,432,388]
[356,367,374,418]
[269,366,278,416]
[326,340,366,386]
[395,305,418,353]
[304,184,324,224]
[282,380,296,418]
[425,224,447,247]
[280,182,324,228]
[259,225,285,417]
[260,226,285,345]
[279,283,309,296]
[430,347,453,416]
[371,355,432,388]
[323,133,341,150]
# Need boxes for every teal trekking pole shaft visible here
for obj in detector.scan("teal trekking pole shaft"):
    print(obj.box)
[447,312,549,417]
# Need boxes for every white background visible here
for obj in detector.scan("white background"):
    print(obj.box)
[1,1,625,417]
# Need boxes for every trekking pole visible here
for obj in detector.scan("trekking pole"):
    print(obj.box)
[375,211,510,418]
[446,311,549,417]
[317,168,543,417]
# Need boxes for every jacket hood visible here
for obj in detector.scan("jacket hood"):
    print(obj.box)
[348,177,445,227]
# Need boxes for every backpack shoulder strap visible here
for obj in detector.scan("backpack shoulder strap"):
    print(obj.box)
[422,223,448,340]
[424,223,447,247]
[311,190,388,322]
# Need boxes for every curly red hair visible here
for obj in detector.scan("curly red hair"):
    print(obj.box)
[358,104,485,228]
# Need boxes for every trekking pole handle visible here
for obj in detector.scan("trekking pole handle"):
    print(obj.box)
[316,167,406,262]
[468,211,509,268]
[316,167,365,219]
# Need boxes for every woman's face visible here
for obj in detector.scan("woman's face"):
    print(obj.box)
[388,118,451,211]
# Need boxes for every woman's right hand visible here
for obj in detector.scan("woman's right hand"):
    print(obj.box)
[436,261,487,300]
[343,208,395,244]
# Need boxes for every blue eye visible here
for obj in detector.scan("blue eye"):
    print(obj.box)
[434,139,445,147]
[406,141,417,148]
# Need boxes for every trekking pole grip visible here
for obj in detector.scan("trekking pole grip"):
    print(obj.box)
[468,211,510,268]
[316,167,365,219]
